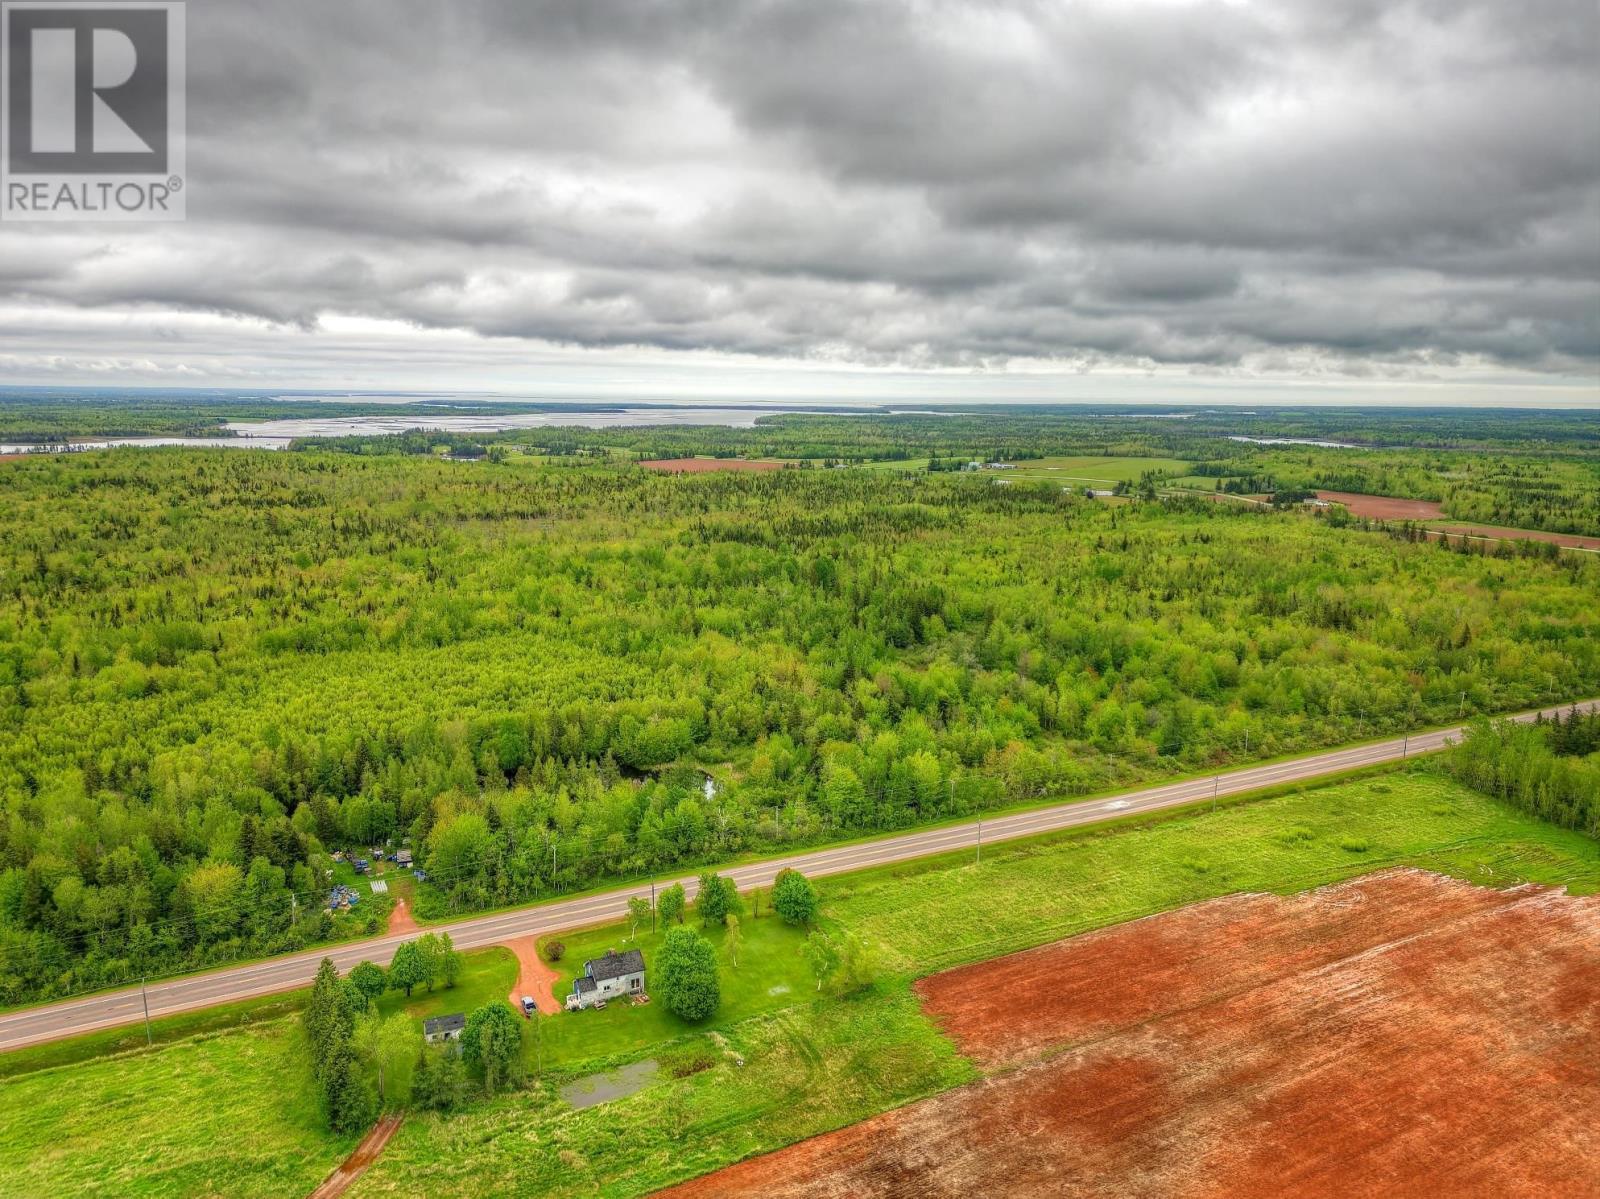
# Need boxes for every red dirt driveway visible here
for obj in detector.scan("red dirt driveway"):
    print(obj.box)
[385,896,419,937]
[503,936,561,1014]
[660,870,1600,1199]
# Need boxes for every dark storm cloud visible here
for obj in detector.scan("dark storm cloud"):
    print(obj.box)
[2,0,1596,380]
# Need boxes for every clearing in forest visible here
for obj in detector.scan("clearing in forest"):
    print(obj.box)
[1001,454,1193,483]
[1314,490,1445,519]
[660,869,1600,1198]
[637,457,785,472]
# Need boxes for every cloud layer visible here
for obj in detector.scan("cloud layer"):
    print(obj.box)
[2,0,1596,392]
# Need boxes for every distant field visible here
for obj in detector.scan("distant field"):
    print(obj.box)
[851,457,931,471]
[1313,490,1600,551]
[637,457,785,473]
[1316,490,1445,519]
[1422,521,1600,552]
[1000,455,1192,483]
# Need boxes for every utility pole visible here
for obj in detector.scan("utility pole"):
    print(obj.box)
[1459,691,1467,718]
[1212,775,1219,812]
[1402,734,1409,759]
[651,882,656,933]
[976,816,982,867]
[140,975,153,1047]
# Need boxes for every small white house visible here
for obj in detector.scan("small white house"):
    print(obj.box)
[566,948,646,1010]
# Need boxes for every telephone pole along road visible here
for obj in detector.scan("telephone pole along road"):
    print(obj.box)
[2,698,1594,1053]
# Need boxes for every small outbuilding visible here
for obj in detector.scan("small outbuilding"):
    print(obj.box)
[566,948,646,1010]
[424,1013,466,1044]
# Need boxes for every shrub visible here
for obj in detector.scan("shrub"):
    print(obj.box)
[658,883,687,926]
[347,960,387,1006]
[695,871,741,926]
[772,868,819,925]
[544,940,565,963]
[411,1045,470,1111]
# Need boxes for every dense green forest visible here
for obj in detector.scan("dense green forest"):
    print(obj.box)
[298,412,1600,536]
[1446,708,1600,837]
[1,444,1597,1004]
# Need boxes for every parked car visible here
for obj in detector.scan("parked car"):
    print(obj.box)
[520,996,536,1017]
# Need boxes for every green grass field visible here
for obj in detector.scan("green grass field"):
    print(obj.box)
[4,769,1597,1199]
[996,454,1193,484]
[1,1021,351,1199]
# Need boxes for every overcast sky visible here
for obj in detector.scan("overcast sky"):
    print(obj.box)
[2,0,1597,404]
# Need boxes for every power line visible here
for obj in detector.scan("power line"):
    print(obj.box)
[1,697,1585,995]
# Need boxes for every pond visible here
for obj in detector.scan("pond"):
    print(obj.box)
[557,1058,661,1110]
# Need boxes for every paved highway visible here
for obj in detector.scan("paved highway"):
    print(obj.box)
[2,698,1593,1052]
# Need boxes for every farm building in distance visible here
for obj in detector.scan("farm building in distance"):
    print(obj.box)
[567,948,646,1010]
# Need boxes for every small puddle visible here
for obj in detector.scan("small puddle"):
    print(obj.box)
[557,1059,661,1110]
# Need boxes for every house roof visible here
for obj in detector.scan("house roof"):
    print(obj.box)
[424,1013,466,1035]
[586,948,645,982]
[574,975,597,995]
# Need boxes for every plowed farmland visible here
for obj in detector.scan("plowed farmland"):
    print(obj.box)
[660,870,1600,1198]
[1315,490,1445,519]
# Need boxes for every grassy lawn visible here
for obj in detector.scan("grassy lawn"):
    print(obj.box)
[373,945,518,1026]
[6,768,1597,1199]
[535,912,814,1070]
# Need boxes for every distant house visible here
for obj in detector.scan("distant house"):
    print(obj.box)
[424,1013,466,1044]
[566,948,646,1010]
[395,849,413,868]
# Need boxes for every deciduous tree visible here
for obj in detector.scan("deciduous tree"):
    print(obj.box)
[657,927,720,1020]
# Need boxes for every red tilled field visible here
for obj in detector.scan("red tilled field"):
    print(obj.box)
[1315,490,1445,520]
[638,458,784,473]
[661,870,1600,1199]
[1425,524,1600,552]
